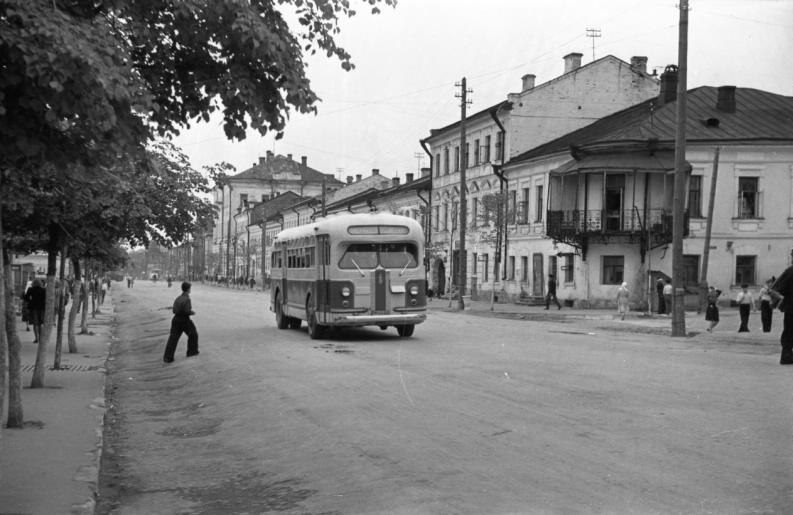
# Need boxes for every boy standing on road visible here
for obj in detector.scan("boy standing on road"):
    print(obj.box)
[163,281,199,363]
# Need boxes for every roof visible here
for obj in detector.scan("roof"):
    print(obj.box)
[423,55,657,140]
[229,154,342,185]
[508,86,793,165]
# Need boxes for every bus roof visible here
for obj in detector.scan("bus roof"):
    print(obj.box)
[274,212,423,242]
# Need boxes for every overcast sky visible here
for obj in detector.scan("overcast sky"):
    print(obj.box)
[172,0,793,183]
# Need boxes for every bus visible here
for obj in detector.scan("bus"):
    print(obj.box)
[270,212,427,339]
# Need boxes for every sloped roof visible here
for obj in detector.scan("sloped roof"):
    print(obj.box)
[250,191,303,225]
[230,154,342,185]
[509,86,793,164]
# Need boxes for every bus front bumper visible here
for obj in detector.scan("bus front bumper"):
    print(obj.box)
[330,313,426,326]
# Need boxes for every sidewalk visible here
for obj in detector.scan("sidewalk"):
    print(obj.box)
[0,293,115,515]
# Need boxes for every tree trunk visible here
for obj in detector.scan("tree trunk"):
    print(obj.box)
[31,224,59,388]
[67,257,81,353]
[80,274,89,334]
[4,251,23,428]
[0,190,5,435]
[54,244,67,369]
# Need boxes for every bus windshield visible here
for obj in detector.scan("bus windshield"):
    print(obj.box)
[339,243,418,270]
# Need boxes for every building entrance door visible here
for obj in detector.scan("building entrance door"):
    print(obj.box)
[532,253,544,296]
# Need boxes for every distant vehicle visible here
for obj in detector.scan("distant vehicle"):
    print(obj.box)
[270,212,427,339]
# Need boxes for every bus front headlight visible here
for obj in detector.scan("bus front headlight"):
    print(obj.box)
[409,285,420,296]
[341,286,351,297]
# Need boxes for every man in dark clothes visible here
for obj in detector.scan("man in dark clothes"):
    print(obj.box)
[772,251,793,364]
[24,279,46,343]
[163,281,199,363]
[545,274,562,310]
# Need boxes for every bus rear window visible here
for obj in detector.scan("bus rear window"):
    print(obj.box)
[339,243,418,270]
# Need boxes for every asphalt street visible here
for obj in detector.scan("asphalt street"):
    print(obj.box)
[96,281,792,514]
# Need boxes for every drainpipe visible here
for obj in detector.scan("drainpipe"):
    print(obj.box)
[489,106,508,282]
[225,183,233,285]
[420,137,435,292]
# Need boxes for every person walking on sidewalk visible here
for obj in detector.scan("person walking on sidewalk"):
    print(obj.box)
[772,253,793,364]
[616,282,630,320]
[545,274,562,310]
[758,277,776,333]
[735,283,755,333]
[24,279,46,343]
[663,279,673,316]
[705,286,722,332]
[163,281,199,363]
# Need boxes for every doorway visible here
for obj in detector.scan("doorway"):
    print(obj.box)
[532,253,544,296]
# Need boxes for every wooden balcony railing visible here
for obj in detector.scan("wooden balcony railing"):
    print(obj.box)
[547,208,686,244]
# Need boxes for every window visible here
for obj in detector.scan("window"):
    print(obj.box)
[682,254,700,286]
[495,132,503,161]
[451,201,458,230]
[563,254,574,283]
[484,135,491,163]
[518,187,530,224]
[433,206,440,231]
[601,256,624,284]
[472,197,478,228]
[737,177,759,219]
[508,190,517,224]
[508,256,515,280]
[261,194,268,203]
[435,154,441,177]
[688,175,703,218]
[535,185,544,222]
[443,203,449,231]
[443,148,449,175]
[339,243,418,270]
[521,256,529,282]
[454,146,460,172]
[464,143,469,169]
[240,193,249,208]
[474,139,480,165]
[735,255,756,285]
[483,254,489,282]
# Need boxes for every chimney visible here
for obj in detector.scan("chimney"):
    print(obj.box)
[392,177,400,187]
[563,52,583,74]
[406,173,414,183]
[521,74,536,91]
[356,174,362,182]
[371,168,380,175]
[657,65,678,106]
[421,167,431,177]
[630,56,648,75]
[301,156,307,167]
[716,85,737,113]
[258,157,266,166]
[266,150,274,161]
[346,176,353,184]
[287,153,293,161]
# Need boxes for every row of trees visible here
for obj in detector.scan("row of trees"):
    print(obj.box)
[0,0,393,433]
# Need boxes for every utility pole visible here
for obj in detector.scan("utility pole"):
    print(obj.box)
[455,78,472,310]
[699,146,721,311]
[585,27,601,61]
[413,152,423,174]
[671,0,689,336]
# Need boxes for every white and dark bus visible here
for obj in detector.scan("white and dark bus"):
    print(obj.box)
[270,212,427,339]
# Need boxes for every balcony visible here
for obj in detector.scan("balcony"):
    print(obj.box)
[547,208,687,250]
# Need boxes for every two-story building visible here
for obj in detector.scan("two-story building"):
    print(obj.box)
[421,52,662,296]
[501,71,793,308]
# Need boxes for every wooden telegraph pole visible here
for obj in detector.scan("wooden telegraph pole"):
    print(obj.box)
[671,0,689,336]
[456,78,471,311]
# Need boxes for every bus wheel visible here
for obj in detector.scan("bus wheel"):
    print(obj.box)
[306,296,325,340]
[275,294,289,330]
[396,324,415,337]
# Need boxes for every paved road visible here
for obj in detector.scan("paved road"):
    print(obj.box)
[97,281,792,514]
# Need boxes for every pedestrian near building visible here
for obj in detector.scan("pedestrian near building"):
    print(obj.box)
[616,282,630,320]
[735,283,755,332]
[772,251,793,364]
[758,277,776,333]
[163,281,199,363]
[545,274,562,310]
[656,277,666,315]
[663,279,673,316]
[24,279,46,343]
[705,286,722,332]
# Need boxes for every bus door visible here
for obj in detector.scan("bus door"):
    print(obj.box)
[316,235,330,312]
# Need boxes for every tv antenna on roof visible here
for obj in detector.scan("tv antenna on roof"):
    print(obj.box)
[586,27,601,61]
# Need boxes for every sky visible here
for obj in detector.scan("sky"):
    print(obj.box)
[172,0,793,184]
